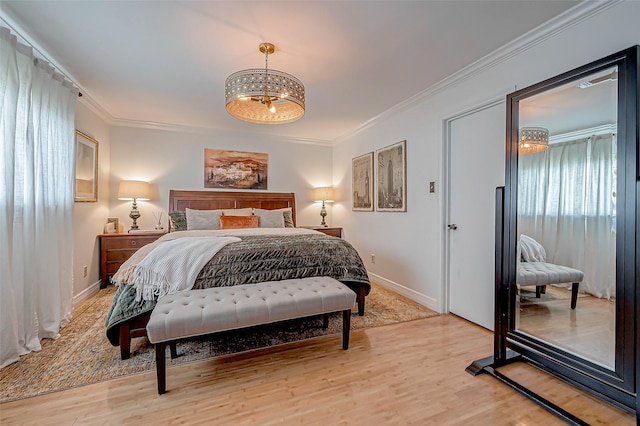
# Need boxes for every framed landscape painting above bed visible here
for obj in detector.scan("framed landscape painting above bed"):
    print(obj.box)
[204,148,268,190]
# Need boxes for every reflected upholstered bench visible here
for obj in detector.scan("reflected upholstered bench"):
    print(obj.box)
[517,261,584,309]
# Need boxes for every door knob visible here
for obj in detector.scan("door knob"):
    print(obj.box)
[448,224,458,230]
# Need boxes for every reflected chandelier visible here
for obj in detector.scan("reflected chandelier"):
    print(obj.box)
[519,127,549,155]
[225,42,305,124]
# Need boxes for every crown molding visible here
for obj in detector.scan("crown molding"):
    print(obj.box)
[77,92,114,123]
[110,118,332,146]
[549,123,617,144]
[331,0,623,146]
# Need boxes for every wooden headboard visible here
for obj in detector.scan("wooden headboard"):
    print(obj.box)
[169,190,297,225]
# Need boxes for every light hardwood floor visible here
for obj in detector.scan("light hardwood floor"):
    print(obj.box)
[517,289,615,368]
[0,315,634,425]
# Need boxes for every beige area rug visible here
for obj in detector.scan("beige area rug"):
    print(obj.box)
[0,283,438,403]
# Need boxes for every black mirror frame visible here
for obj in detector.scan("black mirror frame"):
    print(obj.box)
[467,45,639,423]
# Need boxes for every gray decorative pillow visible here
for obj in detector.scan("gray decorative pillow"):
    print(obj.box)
[168,211,187,232]
[221,207,253,216]
[282,210,294,228]
[270,207,294,228]
[253,208,285,228]
[186,208,224,230]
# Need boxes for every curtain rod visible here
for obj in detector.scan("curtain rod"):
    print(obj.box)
[0,17,82,97]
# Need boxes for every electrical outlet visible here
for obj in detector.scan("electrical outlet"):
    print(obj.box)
[370,254,375,264]
[83,265,88,278]
[429,181,435,193]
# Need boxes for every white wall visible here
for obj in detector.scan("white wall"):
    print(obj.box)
[108,126,333,231]
[332,1,640,311]
[73,101,111,299]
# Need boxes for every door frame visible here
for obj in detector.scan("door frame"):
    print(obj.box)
[441,96,505,315]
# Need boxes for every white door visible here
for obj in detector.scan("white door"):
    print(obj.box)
[447,102,505,330]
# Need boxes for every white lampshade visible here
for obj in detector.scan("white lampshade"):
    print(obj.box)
[314,187,334,203]
[117,180,151,200]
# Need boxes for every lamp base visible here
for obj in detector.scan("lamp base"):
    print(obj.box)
[319,201,327,227]
[129,199,141,231]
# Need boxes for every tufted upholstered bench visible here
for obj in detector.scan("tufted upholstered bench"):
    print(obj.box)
[517,262,584,309]
[146,276,357,394]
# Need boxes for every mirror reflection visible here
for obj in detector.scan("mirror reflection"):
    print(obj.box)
[515,66,618,370]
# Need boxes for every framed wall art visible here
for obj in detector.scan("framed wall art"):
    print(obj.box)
[74,130,98,202]
[375,140,406,212]
[204,149,268,190]
[352,152,374,211]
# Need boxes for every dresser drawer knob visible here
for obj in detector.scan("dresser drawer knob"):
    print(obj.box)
[131,240,137,246]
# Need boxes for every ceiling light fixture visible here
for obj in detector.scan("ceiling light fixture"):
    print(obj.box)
[225,42,305,124]
[519,127,549,155]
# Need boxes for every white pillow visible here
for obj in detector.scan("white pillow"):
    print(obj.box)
[221,207,253,216]
[253,208,285,228]
[519,234,546,262]
[186,208,223,230]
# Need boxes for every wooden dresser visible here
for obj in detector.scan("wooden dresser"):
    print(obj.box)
[99,232,165,288]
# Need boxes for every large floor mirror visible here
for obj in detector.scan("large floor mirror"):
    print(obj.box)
[468,45,638,423]
[516,64,618,370]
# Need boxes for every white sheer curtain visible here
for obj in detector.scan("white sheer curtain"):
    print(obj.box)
[518,133,616,299]
[1,27,78,368]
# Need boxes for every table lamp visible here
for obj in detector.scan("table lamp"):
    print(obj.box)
[118,180,151,232]
[314,187,334,227]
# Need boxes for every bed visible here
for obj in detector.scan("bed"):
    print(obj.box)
[105,190,371,359]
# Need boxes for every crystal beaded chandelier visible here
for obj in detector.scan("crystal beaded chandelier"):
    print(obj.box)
[225,43,305,124]
[519,127,549,154]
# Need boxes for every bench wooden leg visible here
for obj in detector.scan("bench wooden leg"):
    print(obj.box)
[342,309,351,350]
[119,323,131,360]
[571,282,580,309]
[322,313,329,329]
[170,342,178,359]
[156,342,167,394]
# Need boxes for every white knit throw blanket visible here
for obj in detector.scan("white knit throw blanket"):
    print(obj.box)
[119,236,240,302]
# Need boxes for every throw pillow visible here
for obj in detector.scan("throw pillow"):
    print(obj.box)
[219,215,259,229]
[253,208,285,228]
[186,208,224,230]
[168,211,187,232]
[221,207,253,216]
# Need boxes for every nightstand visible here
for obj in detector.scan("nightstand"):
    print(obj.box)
[300,226,342,238]
[98,232,165,288]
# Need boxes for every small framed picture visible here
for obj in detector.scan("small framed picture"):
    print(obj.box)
[105,217,119,234]
[376,140,407,212]
[352,152,374,211]
[74,130,98,202]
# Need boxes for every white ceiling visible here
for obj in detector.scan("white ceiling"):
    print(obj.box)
[520,66,618,137]
[1,1,580,143]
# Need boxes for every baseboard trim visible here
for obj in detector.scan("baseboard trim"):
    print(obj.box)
[73,281,101,306]
[367,272,439,313]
